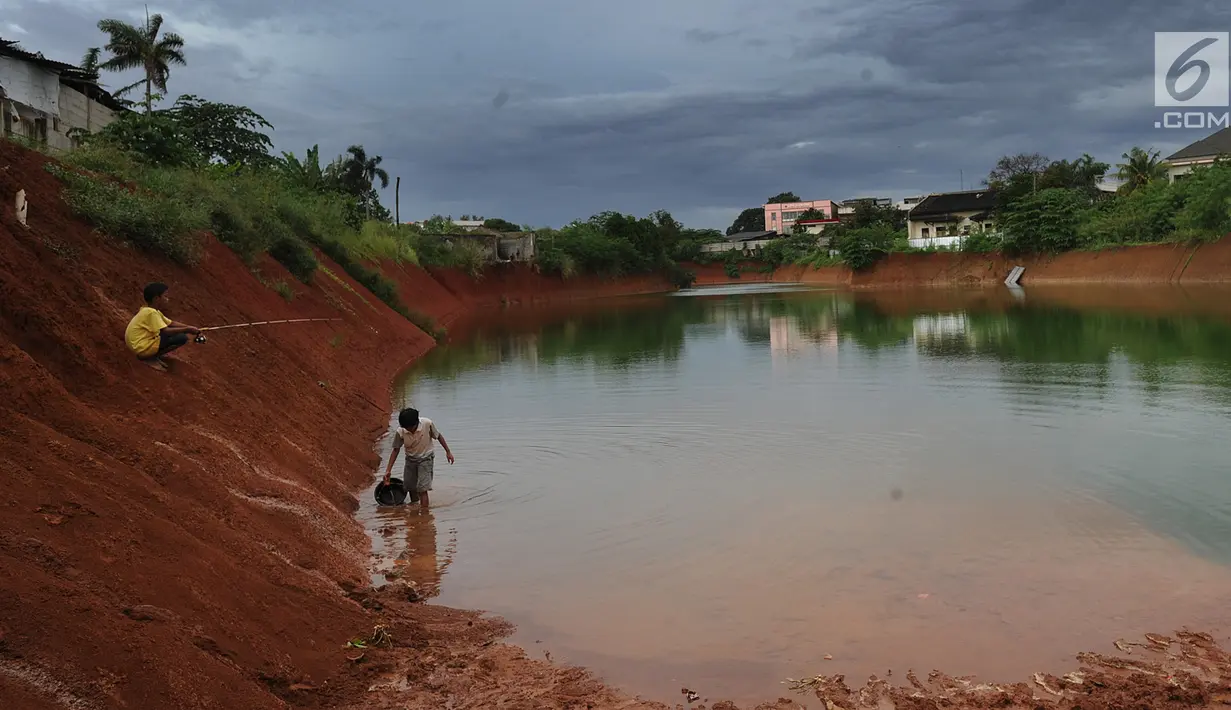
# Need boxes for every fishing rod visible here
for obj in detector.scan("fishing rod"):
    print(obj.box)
[193,318,340,343]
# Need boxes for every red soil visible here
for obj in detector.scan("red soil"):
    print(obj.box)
[423,263,674,311]
[0,140,671,710]
[5,135,1231,710]
[689,238,1231,290]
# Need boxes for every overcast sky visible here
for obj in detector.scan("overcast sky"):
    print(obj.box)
[2,0,1228,229]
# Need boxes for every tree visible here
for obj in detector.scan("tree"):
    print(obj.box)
[791,208,828,234]
[80,47,102,78]
[1001,188,1091,253]
[331,145,390,218]
[165,94,273,167]
[97,13,186,114]
[336,145,390,193]
[1043,153,1110,198]
[849,201,906,230]
[766,192,801,204]
[986,153,1050,185]
[484,218,521,232]
[832,224,898,270]
[727,207,765,235]
[87,112,202,166]
[422,215,459,233]
[1116,147,1169,194]
[278,145,338,193]
[991,153,1111,214]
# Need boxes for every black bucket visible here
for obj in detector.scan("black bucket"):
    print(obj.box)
[374,478,409,506]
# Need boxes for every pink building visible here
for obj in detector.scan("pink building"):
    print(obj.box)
[763,199,837,234]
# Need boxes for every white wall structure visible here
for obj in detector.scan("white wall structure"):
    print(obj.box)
[1,43,123,151]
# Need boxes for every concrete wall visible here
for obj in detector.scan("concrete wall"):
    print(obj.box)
[0,56,59,114]
[0,56,118,151]
[701,238,776,253]
[49,83,117,150]
[907,236,964,249]
[1168,158,1217,182]
[497,233,536,261]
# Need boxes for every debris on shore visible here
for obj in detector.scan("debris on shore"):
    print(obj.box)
[785,631,1231,710]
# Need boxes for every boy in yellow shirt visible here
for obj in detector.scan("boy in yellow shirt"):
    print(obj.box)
[124,282,202,371]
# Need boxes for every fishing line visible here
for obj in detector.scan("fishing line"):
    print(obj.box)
[193,318,341,343]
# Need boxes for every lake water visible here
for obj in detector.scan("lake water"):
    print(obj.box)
[361,284,1231,706]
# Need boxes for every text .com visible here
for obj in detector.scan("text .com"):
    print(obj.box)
[1154,111,1231,129]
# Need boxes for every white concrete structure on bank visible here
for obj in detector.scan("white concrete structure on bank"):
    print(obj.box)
[906,189,998,242]
[1166,127,1231,181]
[701,230,779,253]
[1,39,126,150]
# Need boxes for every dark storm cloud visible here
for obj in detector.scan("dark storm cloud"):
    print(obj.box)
[3,0,1227,228]
[685,28,740,44]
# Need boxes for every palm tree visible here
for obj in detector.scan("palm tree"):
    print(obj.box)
[96,12,186,114]
[80,47,102,78]
[1116,147,1169,194]
[331,145,390,217]
[339,145,390,193]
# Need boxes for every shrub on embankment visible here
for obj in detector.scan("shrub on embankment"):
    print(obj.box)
[32,136,445,340]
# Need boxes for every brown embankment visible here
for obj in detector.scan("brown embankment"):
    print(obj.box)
[0,140,676,710]
[686,238,1231,290]
[6,128,1231,710]
[696,238,1231,289]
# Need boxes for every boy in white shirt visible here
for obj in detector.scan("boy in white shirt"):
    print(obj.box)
[383,407,455,508]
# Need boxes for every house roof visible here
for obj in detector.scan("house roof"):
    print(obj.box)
[1166,126,1231,161]
[0,39,128,113]
[0,39,86,76]
[908,189,998,219]
[726,230,777,242]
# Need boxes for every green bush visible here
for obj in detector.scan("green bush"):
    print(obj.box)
[269,236,319,283]
[1001,188,1092,253]
[665,262,696,288]
[405,310,446,341]
[59,142,143,181]
[832,225,899,270]
[84,113,204,168]
[962,230,1002,253]
[351,221,419,264]
[760,232,819,267]
[723,250,741,279]
[46,164,207,264]
[1174,163,1231,240]
[450,239,488,278]
[798,249,841,268]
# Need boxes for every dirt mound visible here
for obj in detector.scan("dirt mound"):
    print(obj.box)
[5,136,1231,710]
[0,140,668,709]
[789,631,1231,710]
[425,262,674,310]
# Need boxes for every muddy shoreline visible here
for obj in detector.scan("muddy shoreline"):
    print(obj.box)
[4,135,1231,708]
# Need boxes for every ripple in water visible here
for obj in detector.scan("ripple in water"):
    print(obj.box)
[362,285,1231,705]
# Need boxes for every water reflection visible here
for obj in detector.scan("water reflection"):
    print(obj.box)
[420,289,1231,391]
[366,504,457,596]
[370,284,1231,706]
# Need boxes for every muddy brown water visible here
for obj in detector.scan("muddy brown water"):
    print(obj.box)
[360,284,1231,706]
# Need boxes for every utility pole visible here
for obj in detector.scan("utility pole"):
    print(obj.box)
[394,176,400,224]
[960,169,964,191]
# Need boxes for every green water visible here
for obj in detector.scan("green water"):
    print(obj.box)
[366,284,1231,705]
